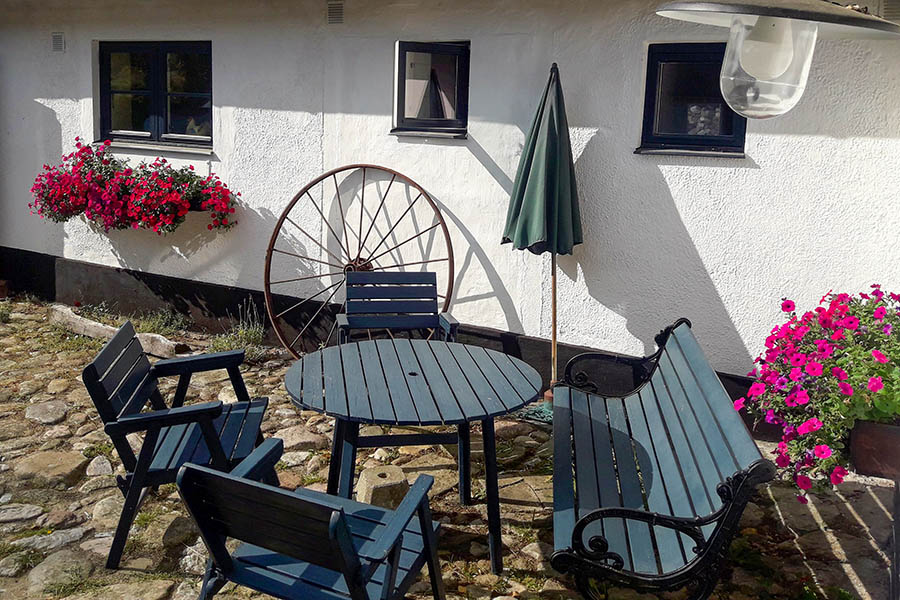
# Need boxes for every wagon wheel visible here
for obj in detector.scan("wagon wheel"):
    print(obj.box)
[264,164,455,358]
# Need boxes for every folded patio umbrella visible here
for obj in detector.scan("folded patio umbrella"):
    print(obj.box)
[502,63,583,410]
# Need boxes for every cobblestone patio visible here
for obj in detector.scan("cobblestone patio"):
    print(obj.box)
[0,299,893,599]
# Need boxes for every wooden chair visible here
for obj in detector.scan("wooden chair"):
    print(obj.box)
[177,438,446,600]
[81,321,270,569]
[337,271,458,343]
[551,319,775,599]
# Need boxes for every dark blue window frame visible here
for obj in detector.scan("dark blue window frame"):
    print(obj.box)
[99,41,212,147]
[636,43,746,157]
[392,41,470,139]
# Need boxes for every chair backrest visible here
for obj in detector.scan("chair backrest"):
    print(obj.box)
[345,271,440,332]
[81,322,162,468]
[177,463,364,592]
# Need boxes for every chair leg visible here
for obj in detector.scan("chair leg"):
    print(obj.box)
[106,481,144,569]
[457,423,471,506]
[198,559,227,600]
[418,501,446,600]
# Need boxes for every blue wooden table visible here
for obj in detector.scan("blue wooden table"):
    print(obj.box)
[285,339,542,573]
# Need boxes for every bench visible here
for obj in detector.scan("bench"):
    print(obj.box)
[81,321,270,569]
[337,271,458,343]
[177,438,446,600]
[550,318,775,599]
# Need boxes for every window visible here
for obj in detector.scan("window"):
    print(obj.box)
[99,41,212,147]
[636,43,746,157]
[392,41,470,138]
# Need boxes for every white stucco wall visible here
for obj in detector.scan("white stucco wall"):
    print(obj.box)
[2,0,899,374]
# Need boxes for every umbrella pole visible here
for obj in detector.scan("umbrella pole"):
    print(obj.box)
[551,251,558,386]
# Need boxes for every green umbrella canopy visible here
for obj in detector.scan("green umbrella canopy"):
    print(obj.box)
[502,63,583,256]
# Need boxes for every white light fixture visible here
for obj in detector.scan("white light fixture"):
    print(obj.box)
[657,0,900,118]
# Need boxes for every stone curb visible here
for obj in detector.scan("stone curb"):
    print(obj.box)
[48,303,185,358]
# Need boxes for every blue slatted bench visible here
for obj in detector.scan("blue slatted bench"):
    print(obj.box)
[177,438,446,600]
[81,321,270,569]
[550,319,775,599]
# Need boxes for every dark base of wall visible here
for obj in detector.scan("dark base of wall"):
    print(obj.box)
[1,245,778,440]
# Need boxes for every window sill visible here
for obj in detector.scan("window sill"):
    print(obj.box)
[634,146,745,159]
[107,140,215,156]
[390,127,467,140]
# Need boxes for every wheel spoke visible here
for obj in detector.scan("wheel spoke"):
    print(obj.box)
[305,191,351,260]
[367,222,441,264]
[333,174,353,259]
[371,257,449,271]
[290,280,345,349]
[364,193,422,262]
[358,174,395,257]
[275,278,344,319]
[285,216,345,265]
[357,167,366,261]
[269,271,344,286]
[272,247,343,269]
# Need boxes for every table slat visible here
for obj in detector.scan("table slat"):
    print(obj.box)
[427,342,486,420]
[410,340,464,423]
[374,340,420,425]
[340,344,372,422]
[462,346,521,411]
[358,341,395,422]
[322,345,348,418]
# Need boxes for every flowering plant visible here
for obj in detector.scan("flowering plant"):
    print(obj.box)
[737,285,900,502]
[30,138,238,235]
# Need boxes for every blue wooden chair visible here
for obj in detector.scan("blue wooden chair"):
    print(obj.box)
[336,271,458,343]
[177,438,446,600]
[81,321,270,569]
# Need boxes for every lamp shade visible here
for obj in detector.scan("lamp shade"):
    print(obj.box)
[657,0,900,39]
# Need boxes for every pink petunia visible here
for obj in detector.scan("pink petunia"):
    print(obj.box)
[841,316,860,330]
[790,353,808,367]
[874,306,887,320]
[796,474,812,490]
[789,367,804,382]
[805,362,823,376]
[885,324,893,336]
[831,329,845,341]
[868,377,884,392]
[782,299,795,312]
[748,382,766,397]
[839,382,854,396]
[872,350,889,364]
[794,389,810,405]
[814,444,832,459]
[797,494,809,504]
[831,367,848,381]
[831,466,848,485]
[733,398,745,411]
[775,453,791,468]
[797,418,823,436]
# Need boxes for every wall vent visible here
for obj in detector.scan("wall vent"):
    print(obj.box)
[884,0,900,22]
[327,1,344,24]
[51,32,65,53]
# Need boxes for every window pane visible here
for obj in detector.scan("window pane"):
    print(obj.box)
[110,93,152,132]
[167,52,211,93]
[654,61,732,136]
[167,96,212,136]
[109,52,152,91]
[404,51,458,120]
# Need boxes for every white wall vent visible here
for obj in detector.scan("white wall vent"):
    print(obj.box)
[883,0,900,22]
[51,32,65,53]
[327,1,344,24]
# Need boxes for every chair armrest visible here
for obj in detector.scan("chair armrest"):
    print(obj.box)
[368,475,434,562]
[152,350,245,377]
[438,313,459,341]
[336,314,350,343]
[104,401,223,436]
[231,438,284,481]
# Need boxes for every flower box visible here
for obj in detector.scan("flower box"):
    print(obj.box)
[850,419,900,480]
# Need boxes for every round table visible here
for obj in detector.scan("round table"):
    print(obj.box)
[285,338,542,573]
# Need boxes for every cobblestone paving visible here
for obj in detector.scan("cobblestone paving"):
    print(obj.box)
[0,299,893,599]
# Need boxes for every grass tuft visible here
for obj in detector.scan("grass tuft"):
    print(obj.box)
[0,302,10,324]
[77,301,191,337]
[208,298,267,362]
[47,325,103,353]
[82,442,114,461]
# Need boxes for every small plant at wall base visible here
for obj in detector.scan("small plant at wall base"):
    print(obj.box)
[29,138,239,235]
[736,284,900,502]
